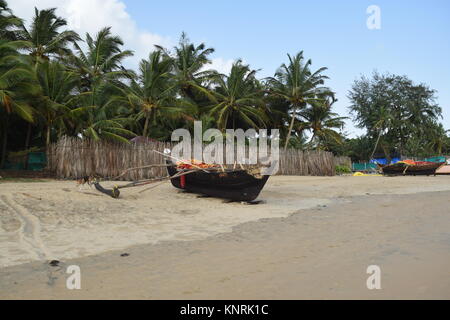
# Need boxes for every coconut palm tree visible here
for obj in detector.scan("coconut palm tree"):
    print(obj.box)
[297,96,347,149]
[70,82,136,143]
[157,32,215,102]
[0,39,36,167]
[62,27,135,142]
[35,60,83,147]
[207,60,267,131]
[0,0,22,40]
[113,50,194,137]
[424,122,448,155]
[18,7,80,63]
[68,27,134,91]
[267,51,330,150]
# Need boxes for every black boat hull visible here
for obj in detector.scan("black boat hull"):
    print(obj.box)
[167,164,270,202]
[381,162,444,176]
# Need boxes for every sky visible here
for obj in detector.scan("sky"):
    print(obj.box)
[9,0,450,137]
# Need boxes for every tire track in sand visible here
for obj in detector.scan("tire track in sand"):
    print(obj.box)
[0,194,53,262]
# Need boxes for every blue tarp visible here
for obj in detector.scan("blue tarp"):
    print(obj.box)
[370,157,400,165]
[369,156,446,165]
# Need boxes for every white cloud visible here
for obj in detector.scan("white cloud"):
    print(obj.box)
[9,0,172,69]
[208,58,235,75]
[9,0,233,74]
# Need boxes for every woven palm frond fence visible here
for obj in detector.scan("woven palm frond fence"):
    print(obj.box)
[47,137,347,180]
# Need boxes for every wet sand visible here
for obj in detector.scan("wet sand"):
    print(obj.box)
[0,176,449,299]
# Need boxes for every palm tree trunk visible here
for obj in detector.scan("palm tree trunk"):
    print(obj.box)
[382,144,391,163]
[0,118,8,169]
[46,125,51,149]
[24,123,32,170]
[284,109,297,151]
[307,133,316,150]
[370,128,383,160]
[143,112,150,137]
[58,125,63,141]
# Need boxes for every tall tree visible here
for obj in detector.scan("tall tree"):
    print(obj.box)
[349,72,442,158]
[158,32,215,102]
[18,7,80,63]
[0,0,22,40]
[0,39,36,167]
[267,52,330,151]
[208,60,267,131]
[425,123,448,155]
[68,27,134,91]
[70,82,136,143]
[35,60,81,147]
[298,96,347,149]
[113,51,190,138]
[65,28,135,142]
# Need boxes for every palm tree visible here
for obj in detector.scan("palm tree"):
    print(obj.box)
[0,0,22,40]
[63,27,135,142]
[18,8,80,63]
[69,27,134,89]
[0,39,36,167]
[208,60,267,131]
[367,107,395,160]
[113,51,191,137]
[267,51,330,151]
[297,96,347,149]
[35,60,81,147]
[425,122,448,155]
[158,32,215,102]
[70,82,136,143]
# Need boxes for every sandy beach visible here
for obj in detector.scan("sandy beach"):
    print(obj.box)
[0,175,449,299]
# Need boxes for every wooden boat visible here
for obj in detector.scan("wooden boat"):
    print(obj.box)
[381,160,444,176]
[435,164,450,175]
[167,162,270,202]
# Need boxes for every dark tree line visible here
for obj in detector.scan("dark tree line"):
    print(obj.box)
[0,0,448,168]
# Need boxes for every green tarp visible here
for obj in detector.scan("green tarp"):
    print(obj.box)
[352,163,378,171]
[2,152,46,171]
[424,156,446,163]
[27,152,47,171]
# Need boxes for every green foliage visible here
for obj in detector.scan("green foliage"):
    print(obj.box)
[208,60,267,130]
[335,165,351,175]
[298,95,347,150]
[0,0,22,40]
[18,7,80,62]
[112,50,189,137]
[348,71,444,158]
[266,51,332,150]
[0,0,447,169]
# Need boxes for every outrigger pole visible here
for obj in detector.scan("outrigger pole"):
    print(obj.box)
[93,149,215,199]
[94,169,199,199]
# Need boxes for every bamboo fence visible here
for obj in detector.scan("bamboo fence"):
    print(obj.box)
[47,137,347,180]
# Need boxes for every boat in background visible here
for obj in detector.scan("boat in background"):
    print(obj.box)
[435,165,450,175]
[381,160,445,176]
